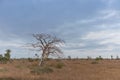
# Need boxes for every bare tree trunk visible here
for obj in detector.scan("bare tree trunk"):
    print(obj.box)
[39,52,44,66]
[39,57,43,66]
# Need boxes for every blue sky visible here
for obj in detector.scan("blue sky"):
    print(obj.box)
[0,0,120,58]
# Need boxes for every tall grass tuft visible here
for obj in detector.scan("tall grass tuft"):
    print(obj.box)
[31,66,53,74]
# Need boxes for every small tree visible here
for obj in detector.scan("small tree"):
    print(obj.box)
[68,56,71,60]
[29,33,64,66]
[87,56,92,60]
[0,55,3,61]
[0,55,5,64]
[116,55,119,60]
[4,49,11,61]
[0,49,11,64]
[111,55,113,60]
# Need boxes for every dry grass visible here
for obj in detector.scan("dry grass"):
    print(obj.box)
[0,59,120,80]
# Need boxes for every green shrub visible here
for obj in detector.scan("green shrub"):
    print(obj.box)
[0,49,11,64]
[31,66,53,74]
[0,55,7,64]
[4,49,11,61]
[55,62,64,69]
[95,56,103,61]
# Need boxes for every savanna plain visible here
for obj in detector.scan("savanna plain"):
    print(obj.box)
[0,59,120,80]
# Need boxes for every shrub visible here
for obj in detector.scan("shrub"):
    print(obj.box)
[4,49,11,61]
[0,49,11,64]
[91,61,99,64]
[95,56,103,61]
[0,55,7,64]
[55,62,65,69]
[31,66,53,74]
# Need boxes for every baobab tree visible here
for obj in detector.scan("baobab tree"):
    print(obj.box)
[30,33,64,66]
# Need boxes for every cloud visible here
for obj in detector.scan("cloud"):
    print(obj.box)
[81,29,120,41]
[53,7,120,58]
[0,28,26,48]
[102,0,117,7]
[81,31,109,40]
[81,29,120,52]
[1,0,120,58]
[63,42,86,50]
[50,10,120,50]
[0,39,25,47]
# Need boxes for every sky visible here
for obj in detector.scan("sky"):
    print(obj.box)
[0,0,120,58]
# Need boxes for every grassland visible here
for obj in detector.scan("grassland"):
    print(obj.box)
[0,59,120,80]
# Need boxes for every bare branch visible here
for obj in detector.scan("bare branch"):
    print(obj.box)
[28,33,65,66]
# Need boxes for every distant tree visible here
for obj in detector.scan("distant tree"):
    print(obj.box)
[95,56,103,61]
[29,33,64,66]
[0,49,11,64]
[0,55,5,64]
[4,49,11,61]
[99,56,102,60]
[87,56,92,60]
[68,56,71,60]
[111,55,113,60]
[35,53,39,61]
[35,53,39,58]
[0,55,3,61]
[116,55,119,60]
